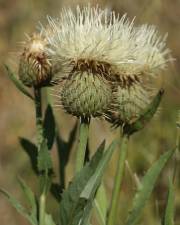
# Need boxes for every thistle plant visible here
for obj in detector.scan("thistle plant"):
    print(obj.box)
[1,5,178,225]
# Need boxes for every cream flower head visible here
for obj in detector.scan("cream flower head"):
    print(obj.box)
[112,23,172,125]
[42,6,137,118]
[42,5,172,121]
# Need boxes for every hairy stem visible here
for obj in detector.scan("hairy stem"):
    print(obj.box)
[107,134,129,225]
[34,88,43,150]
[75,117,90,173]
[34,88,46,225]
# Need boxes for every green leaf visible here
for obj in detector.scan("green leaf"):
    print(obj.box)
[94,184,108,225]
[4,64,34,100]
[125,149,174,225]
[50,183,62,202]
[56,122,78,189]
[57,121,78,166]
[59,140,117,225]
[19,138,38,174]
[44,213,56,225]
[162,179,175,225]
[38,140,53,172]
[59,141,105,225]
[43,105,56,150]
[0,189,37,225]
[81,141,117,199]
[17,177,37,220]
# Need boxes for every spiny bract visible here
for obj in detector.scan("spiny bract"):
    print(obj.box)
[19,33,53,88]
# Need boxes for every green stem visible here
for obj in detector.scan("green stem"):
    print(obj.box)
[34,88,43,150]
[75,117,90,173]
[173,122,180,182]
[39,191,46,225]
[34,88,46,225]
[107,134,129,225]
[45,88,65,188]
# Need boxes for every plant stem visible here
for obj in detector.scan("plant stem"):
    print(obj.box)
[34,88,46,225]
[39,191,46,225]
[34,88,43,150]
[107,134,129,225]
[75,117,90,173]
[173,121,180,182]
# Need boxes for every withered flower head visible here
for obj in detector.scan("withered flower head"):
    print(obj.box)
[18,33,52,88]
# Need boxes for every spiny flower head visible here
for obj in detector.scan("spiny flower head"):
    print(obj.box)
[18,33,53,88]
[110,24,172,126]
[42,5,172,121]
[42,6,138,118]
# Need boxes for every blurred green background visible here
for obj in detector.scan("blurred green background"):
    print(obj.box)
[0,0,180,224]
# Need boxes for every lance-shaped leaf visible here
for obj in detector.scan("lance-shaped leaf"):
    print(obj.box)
[19,138,38,175]
[94,184,108,225]
[56,122,78,190]
[44,213,56,225]
[4,64,34,100]
[0,189,37,225]
[57,121,78,167]
[125,149,174,225]
[38,140,53,194]
[43,105,56,150]
[17,177,37,221]
[162,179,175,225]
[124,89,164,136]
[37,140,53,172]
[59,140,117,225]
[81,141,117,199]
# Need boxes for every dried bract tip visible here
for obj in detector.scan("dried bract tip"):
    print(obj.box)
[18,33,52,88]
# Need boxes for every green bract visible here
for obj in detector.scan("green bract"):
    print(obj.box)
[61,71,112,118]
[18,34,53,88]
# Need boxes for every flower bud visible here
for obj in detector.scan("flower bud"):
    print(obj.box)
[18,33,52,88]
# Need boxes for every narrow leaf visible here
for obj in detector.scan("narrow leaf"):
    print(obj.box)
[17,177,37,220]
[38,140,53,172]
[4,64,34,100]
[59,141,105,225]
[94,184,108,225]
[59,140,117,225]
[50,183,62,202]
[44,213,56,225]
[126,149,174,225]
[163,179,175,225]
[19,138,38,174]
[56,122,78,189]
[57,121,78,165]
[0,189,37,225]
[81,141,117,199]
[43,105,55,150]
